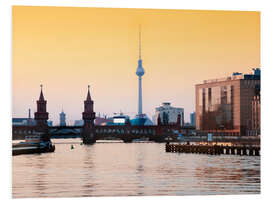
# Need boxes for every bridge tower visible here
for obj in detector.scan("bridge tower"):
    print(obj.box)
[82,85,96,144]
[34,84,49,141]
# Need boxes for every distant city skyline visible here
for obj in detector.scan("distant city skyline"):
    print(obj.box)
[12,6,260,124]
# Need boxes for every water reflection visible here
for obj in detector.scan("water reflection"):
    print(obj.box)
[81,145,95,197]
[12,139,260,198]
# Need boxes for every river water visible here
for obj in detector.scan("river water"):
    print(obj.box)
[12,139,260,198]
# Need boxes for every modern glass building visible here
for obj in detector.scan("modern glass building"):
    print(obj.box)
[195,69,260,136]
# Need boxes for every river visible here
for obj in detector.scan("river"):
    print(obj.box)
[12,138,260,198]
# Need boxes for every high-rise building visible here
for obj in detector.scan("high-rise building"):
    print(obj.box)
[155,102,184,125]
[195,68,260,136]
[59,109,66,126]
[190,112,196,127]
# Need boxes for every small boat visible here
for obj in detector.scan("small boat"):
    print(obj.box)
[12,135,55,156]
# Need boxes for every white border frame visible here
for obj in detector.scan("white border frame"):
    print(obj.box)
[1,0,269,202]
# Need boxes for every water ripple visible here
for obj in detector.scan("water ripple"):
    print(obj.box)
[13,139,260,198]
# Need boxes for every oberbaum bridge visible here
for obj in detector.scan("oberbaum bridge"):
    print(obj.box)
[13,85,191,143]
[12,85,260,145]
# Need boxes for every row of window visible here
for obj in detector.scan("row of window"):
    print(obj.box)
[95,128,156,135]
[95,128,192,135]
[247,130,260,136]
[13,130,36,135]
[196,132,240,136]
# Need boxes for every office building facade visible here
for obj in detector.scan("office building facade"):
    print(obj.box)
[195,69,260,136]
[155,102,184,125]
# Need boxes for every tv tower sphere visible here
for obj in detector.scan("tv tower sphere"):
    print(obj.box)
[136,60,145,76]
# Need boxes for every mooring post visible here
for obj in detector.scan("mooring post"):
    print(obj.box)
[165,142,170,152]
[237,147,241,155]
[231,147,236,155]
[254,148,260,156]
[225,146,230,155]
[249,147,254,156]
[243,147,247,155]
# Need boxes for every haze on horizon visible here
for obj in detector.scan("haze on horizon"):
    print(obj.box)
[12,6,260,125]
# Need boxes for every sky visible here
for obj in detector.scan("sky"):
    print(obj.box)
[12,6,260,125]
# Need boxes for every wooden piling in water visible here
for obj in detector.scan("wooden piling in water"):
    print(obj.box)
[249,148,254,156]
[237,147,242,155]
[225,146,230,155]
[231,147,236,155]
[254,148,260,156]
[165,144,260,156]
[242,147,247,155]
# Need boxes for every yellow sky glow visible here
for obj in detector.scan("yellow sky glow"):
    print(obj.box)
[12,6,260,124]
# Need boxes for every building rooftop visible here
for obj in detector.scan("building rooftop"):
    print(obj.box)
[130,114,153,126]
[200,68,260,85]
[12,118,28,122]
[156,103,184,111]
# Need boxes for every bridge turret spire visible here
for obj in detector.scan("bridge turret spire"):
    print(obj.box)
[39,84,45,101]
[35,84,48,122]
[86,85,91,101]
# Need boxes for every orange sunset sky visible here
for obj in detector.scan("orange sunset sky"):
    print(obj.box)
[12,6,260,125]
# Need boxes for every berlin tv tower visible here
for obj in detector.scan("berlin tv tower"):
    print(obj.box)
[136,26,145,116]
